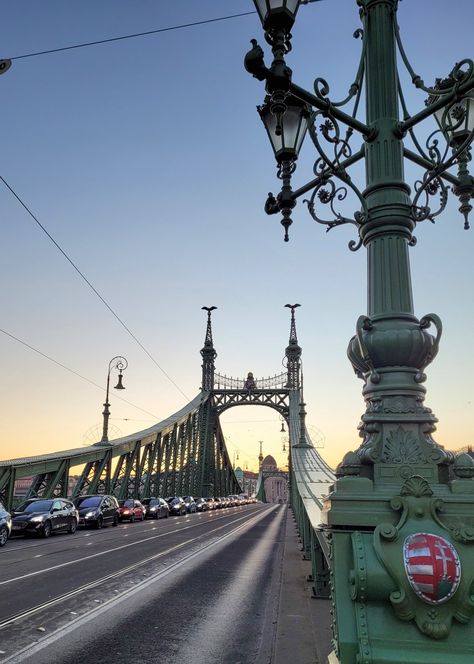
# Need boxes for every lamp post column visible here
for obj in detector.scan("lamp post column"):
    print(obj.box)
[101,371,112,443]
[323,1,474,662]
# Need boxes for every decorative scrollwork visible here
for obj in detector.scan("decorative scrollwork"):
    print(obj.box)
[312,26,366,109]
[411,173,449,224]
[303,110,367,250]
[304,179,364,251]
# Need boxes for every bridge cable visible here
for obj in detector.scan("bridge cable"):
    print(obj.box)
[0,327,161,419]
[0,175,190,401]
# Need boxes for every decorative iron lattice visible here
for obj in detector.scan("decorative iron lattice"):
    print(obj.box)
[214,372,288,390]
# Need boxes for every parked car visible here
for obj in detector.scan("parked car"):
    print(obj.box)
[11,498,78,538]
[165,497,186,516]
[205,498,216,510]
[141,497,169,519]
[118,499,145,523]
[0,502,12,546]
[183,496,197,513]
[195,498,208,512]
[74,494,119,528]
[213,497,223,509]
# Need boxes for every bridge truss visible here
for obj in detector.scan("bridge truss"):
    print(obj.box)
[0,306,335,600]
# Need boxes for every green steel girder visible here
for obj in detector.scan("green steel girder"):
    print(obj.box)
[25,459,70,500]
[0,467,15,509]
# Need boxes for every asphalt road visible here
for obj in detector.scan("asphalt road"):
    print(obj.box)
[0,503,287,664]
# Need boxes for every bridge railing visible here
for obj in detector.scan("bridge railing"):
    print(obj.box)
[214,372,288,390]
[0,392,241,509]
[288,390,335,598]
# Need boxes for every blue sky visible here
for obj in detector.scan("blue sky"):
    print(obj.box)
[1,0,473,470]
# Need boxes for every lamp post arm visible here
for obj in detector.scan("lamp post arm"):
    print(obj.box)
[397,74,474,136]
[291,147,366,200]
[403,147,467,188]
[289,82,374,139]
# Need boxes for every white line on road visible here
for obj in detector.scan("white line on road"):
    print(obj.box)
[0,506,277,664]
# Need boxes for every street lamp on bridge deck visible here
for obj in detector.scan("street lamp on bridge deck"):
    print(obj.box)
[245,1,474,662]
[100,356,128,444]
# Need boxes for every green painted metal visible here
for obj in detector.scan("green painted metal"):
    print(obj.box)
[247,0,474,660]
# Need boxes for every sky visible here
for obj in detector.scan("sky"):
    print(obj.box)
[0,0,473,473]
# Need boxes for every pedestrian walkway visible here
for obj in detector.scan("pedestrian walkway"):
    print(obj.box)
[273,508,332,664]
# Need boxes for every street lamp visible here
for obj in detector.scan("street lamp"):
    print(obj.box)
[100,356,128,444]
[245,1,474,662]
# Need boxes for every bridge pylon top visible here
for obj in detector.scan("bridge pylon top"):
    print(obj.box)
[284,303,302,390]
[201,306,217,391]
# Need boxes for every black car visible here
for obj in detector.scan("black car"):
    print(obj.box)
[74,494,119,528]
[183,496,197,513]
[165,496,186,516]
[11,498,78,538]
[141,497,170,519]
[194,498,208,512]
[0,502,12,546]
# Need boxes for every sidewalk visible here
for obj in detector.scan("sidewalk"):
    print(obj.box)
[273,508,332,664]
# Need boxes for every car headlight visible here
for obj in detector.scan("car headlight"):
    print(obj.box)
[149,507,156,511]
[85,511,96,518]
[30,515,45,523]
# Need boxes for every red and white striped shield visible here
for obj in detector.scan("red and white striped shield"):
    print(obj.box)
[403,533,461,605]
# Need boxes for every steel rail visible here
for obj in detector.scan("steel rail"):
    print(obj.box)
[0,506,272,630]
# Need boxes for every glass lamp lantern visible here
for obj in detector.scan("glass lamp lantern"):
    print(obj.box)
[258,94,310,163]
[429,77,474,146]
[253,0,301,32]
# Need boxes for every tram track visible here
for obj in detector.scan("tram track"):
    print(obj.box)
[0,506,273,632]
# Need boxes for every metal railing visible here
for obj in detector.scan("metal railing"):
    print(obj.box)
[214,372,288,390]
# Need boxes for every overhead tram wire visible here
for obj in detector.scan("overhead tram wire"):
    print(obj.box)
[5,3,321,63]
[0,327,160,420]
[7,12,257,61]
[0,175,189,401]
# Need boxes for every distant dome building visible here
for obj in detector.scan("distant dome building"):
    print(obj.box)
[261,455,277,471]
[261,454,288,504]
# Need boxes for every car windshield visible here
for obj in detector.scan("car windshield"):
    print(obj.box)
[75,497,101,508]
[16,500,53,513]
[119,500,134,507]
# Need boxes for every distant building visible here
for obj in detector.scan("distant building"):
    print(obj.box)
[234,466,244,488]
[261,454,288,504]
[242,470,258,497]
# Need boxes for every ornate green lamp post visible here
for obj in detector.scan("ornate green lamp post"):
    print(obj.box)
[100,356,127,444]
[245,1,474,662]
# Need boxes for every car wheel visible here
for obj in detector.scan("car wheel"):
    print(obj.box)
[130,515,135,523]
[165,512,169,518]
[96,516,103,529]
[141,513,145,521]
[42,521,52,538]
[0,525,8,547]
[68,518,77,534]
[155,513,159,519]
[112,515,118,527]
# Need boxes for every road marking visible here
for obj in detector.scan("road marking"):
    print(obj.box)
[0,507,276,645]
[0,507,267,587]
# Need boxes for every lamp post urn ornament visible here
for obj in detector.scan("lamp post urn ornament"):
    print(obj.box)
[245,0,474,662]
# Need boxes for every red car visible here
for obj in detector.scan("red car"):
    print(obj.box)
[117,499,145,523]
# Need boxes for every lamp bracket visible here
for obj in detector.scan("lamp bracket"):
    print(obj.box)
[302,109,367,251]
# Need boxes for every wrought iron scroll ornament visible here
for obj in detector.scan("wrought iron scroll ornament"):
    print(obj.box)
[245,8,474,243]
[304,110,367,251]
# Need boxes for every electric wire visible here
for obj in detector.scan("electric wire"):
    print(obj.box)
[7,12,257,61]
[0,175,189,401]
[0,327,160,419]
[5,2,322,63]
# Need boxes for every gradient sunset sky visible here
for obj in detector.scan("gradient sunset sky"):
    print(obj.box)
[1,0,473,472]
